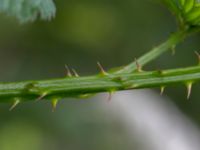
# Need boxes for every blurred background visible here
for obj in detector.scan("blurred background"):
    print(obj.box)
[0,0,200,149]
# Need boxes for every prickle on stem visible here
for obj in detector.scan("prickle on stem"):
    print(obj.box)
[135,58,142,72]
[186,82,193,100]
[97,62,108,75]
[71,69,79,77]
[9,98,20,111]
[65,65,72,77]
[51,98,58,112]
[160,86,165,95]
[35,92,48,101]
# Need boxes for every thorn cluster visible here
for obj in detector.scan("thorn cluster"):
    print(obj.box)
[65,65,80,77]
[7,55,200,111]
[65,65,72,77]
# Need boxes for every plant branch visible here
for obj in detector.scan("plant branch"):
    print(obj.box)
[1,65,200,103]
[115,30,188,74]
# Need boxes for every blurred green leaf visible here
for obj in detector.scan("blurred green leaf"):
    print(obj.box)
[185,5,200,24]
[183,0,194,13]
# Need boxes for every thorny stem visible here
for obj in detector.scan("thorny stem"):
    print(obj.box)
[115,29,189,74]
[1,2,200,109]
[0,28,200,105]
[0,65,200,103]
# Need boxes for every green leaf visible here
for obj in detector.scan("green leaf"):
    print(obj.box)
[0,0,56,23]
[183,0,194,13]
[161,0,200,27]
[185,5,200,25]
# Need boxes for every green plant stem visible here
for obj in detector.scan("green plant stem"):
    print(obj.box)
[115,30,187,74]
[0,65,200,103]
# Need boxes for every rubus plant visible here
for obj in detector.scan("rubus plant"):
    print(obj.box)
[0,0,200,111]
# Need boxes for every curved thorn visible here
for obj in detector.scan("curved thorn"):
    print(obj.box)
[35,92,48,101]
[65,64,72,77]
[186,83,193,100]
[135,58,142,72]
[160,86,165,95]
[9,99,20,111]
[52,98,58,112]
[97,62,108,75]
[71,69,79,77]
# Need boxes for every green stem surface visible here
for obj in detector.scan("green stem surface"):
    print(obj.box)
[0,65,200,103]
